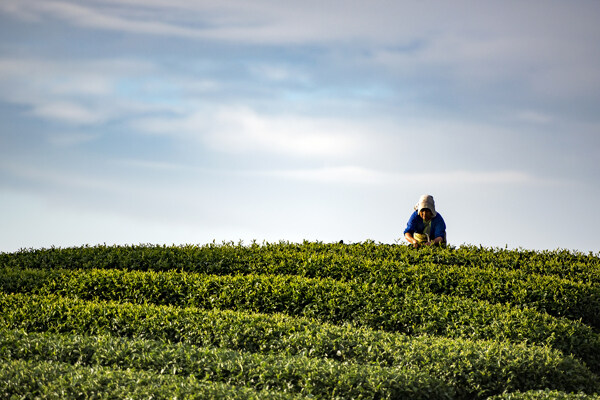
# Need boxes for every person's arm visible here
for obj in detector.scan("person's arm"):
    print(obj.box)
[429,214,446,246]
[430,236,444,245]
[409,234,442,247]
[404,212,421,247]
[404,232,420,247]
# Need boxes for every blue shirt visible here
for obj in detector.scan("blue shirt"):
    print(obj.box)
[403,211,446,240]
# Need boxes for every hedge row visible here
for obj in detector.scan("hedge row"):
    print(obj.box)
[1,328,454,400]
[4,263,598,328]
[354,263,600,328]
[2,242,599,285]
[0,358,301,400]
[1,292,599,399]
[488,390,600,399]
[4,267,599,372]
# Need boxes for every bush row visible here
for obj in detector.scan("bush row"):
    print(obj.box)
[362,263,600,328]
[4,268,599,371]
[487,390,600,399]
[0,358,301,400]
[1,292,599,399]
[2,242,599,285]
[5,262,598,328]
[1,328,455,400]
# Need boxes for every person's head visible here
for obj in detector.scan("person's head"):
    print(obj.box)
[419,208,434,222]
[415,194,437,221]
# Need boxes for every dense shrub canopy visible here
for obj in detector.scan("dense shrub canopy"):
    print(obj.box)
[1,242,600,399]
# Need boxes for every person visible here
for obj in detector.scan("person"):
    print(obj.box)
[404,194,446,247]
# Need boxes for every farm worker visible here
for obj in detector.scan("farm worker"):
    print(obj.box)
[404,194,446,248]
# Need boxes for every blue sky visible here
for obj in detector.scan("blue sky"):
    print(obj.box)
[1,0,599,253]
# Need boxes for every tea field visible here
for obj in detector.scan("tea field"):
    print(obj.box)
[1,241,600,399]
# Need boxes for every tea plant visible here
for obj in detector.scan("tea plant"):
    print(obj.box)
[1,242,599,399]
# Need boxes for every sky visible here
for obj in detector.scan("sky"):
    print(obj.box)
[1,0,599,253]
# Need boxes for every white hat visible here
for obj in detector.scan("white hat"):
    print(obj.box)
[414,194,437,217]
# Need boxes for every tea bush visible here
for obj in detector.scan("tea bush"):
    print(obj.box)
[1,242,599,399]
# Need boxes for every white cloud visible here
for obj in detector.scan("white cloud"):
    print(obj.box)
[261,166,388,185]
[2,0,408,43]
[8,1,202,38]
[3,1,600,105]
[132,105,365,159]
[0,58,154,91]
[0,57,174,126]
[45,132,99,147]
[110,158,188,172]
[3,0,596,49]
[31,101,106,125]
[514,111,553,125]
[0,159,124,193]
[206,107,364,158]
[249,63,310,84]
[258,167,542,186]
